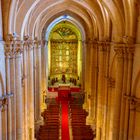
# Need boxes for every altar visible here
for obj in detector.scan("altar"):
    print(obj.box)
[58,85,71,99]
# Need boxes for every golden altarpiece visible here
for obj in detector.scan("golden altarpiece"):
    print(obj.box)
[48,22,82,86]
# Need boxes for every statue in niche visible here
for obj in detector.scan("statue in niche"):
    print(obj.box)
[62,74,66,83]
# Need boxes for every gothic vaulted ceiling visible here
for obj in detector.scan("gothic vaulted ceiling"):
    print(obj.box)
[1,0,140,42]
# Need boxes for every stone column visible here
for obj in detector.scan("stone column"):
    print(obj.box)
[0,42,7,140]
[5,48,12,140]
[9,45,16,140]
[83,41,91,110]
[123,47,134,140]
[0,97,7,140]
[86,42,97,125]
[34,40,43,125]
[27,41,34,139]
[81,41,86,92]
[5,37,17,140]
[15,45,24,140]
[23,37,29,140]
[119,47,128,140]
[102,42,110,140]
[106,77,115,139]
[96,42,107,140]
[40,40,47,111]
[109,45,124,140]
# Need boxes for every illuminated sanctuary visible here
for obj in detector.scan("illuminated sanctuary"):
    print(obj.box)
[0,0,140,140]
[48,21,82,87]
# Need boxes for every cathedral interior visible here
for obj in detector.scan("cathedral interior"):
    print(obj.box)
[0,0,140,140]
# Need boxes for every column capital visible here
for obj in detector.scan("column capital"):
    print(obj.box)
[5,42,24,57]
[114,44,124,58]
[97,41,109,52]
[0,98,7,108]
[114,43,135,59]
[23,35,35,49]
[123,95,140,110]
[124,47,135,55]
[6,33,18,42]
[122,36,135,44]
[0,93,13,111]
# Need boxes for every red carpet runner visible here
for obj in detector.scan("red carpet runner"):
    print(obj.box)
[61,100,70,140]
[57,88,70,140]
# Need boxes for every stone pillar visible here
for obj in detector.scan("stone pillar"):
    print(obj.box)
[83,41,91,110]
[81,41,86,92]
[102,42,110,140]
[128,99,137,140]
[119,47,128,140]
[0,42,7,140]
[15,46,23,140]
[27,41,35,139]
[86,42,97,125]
[0,41,3,140]
[96,42,107,140]
[0,98,6,140]
[123,47,134,140]
[23,36,30,140]
[5,48,12,140]
[40,40,47,111]
[106,77,115,140]
[109,45,124,140]
[5,36,17,140]
[34,40,43,127]
[9,45,16,140]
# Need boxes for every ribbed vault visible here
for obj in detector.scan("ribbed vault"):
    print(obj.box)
[1,0,137,42]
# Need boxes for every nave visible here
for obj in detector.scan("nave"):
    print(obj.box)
[0,1,140,140]
[37,88,95,140]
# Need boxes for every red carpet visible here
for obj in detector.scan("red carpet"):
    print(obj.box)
[57,87,70,140]
[61,100,70,140]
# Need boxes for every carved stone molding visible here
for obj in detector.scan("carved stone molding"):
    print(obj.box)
[114,44,124,58]
[97,41,111,52]
[5,44,23,57]
[114,43,135,60]
[98,42,107,52]
[6,33,18,42]
[0,93,13,111]
[123,36,135,44]
[5,34,24,56]
[124,95,140,111]
[124,47,135,54]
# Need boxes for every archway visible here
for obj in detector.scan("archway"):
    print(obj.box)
[45,16,84,90]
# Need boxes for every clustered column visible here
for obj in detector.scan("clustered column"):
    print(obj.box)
[83,41,92,110]
[34,39,42,123]
[96,42,107,140]
[5,36,24,140]
[86,41,97,126]
[41,40,47,110]
[27,40,35,139]
[15,43,24,140]
[109,44,124,140]
[3,34,47,140]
